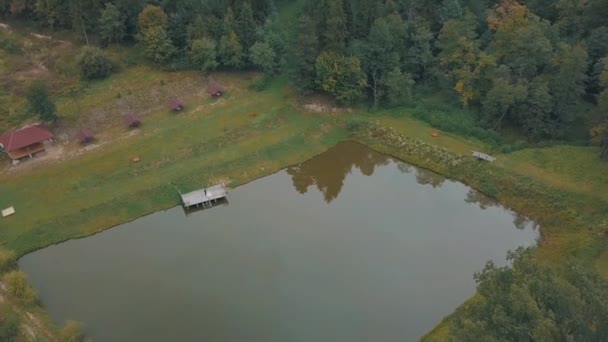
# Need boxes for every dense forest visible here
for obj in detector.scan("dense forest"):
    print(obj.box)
[1,0,608,152]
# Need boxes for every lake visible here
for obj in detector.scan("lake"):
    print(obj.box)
[19,142,538,341]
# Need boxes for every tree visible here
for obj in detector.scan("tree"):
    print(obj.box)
[140,25,175,64]
[137,6,174,64]
[450,247,608,340]
[437,14,493,106]
[487,0,553,79]
[189,37,218,72]
[356,15,402,109]
[250,41,276,74]
[218,31,244,69]
[322,0,348,52]
[315,51,366,104]
[59,321,85,342]
[78,47,113,80]
[549,43,588,129]
[26,82,57,123]
[440,0,464,22]
[382,67,414,106]
[289,15,319,90]
[594,60,608,158]
[235,2,257,53]
[518,78,554,141]
[406,18,434,82]
[98,2,125,44]
[482,75,528,130]
[137,5,167,35]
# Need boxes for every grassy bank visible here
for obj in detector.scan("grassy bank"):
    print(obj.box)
[0,66,607,339]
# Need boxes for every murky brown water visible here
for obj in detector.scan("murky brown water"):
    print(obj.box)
[19,142,537,341]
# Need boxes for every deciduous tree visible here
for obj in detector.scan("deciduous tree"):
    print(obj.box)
[189,37,218,72]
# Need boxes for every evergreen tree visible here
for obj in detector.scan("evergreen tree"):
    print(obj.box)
[236,2,257,53]
[289,15,319,90]
[26,82,58,123]
[98,3,125,45]
[322,0,348,52]
[440,0,464,23]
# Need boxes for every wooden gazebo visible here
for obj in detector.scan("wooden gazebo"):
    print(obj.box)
[0,124,54,162]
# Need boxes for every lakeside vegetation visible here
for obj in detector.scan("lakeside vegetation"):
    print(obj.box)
[0,0,608,340]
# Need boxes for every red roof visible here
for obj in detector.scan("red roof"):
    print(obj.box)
[207,83,225,95]
[78,129,94,142]
[167,99,184,109]
[0,124,53,152]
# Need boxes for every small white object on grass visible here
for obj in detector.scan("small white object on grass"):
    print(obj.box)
[1,207,15,218]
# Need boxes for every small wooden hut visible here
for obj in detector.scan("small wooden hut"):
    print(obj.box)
[125,115,141,129]
[207,82,225,97]
[0,124,54,162]
[78,129,94,144]
[167,98,184,112]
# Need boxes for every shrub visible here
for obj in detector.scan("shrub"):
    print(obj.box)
[78,47,113,80]
[59,320,86,342]
[249,74,272,91]
[26,82,58,123]
[0,309,20,342]
[0,248,16,274]
[3,271,39,306]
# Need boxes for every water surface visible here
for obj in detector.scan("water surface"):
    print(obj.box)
[19,142,537,341]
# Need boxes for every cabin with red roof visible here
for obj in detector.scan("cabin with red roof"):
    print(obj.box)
[0,124,54,162]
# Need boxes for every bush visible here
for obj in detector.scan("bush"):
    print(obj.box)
[0,309,20,342]
[78,47,113,80]
[0,248,16,274]
[3,271,39,306]
[249,74,272,91]
[59,320,86,342]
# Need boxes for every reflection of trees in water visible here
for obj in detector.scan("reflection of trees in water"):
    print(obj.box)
[397,162,413,174]
[286,142,389,203]
[512,213,539,231]
[465,189,539,231]
[415,168,446,188]
[464,189,498,210]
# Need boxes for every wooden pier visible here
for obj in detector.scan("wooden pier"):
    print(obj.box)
[180,184,228,210]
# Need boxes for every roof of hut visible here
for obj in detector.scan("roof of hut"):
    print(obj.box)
[78,129,94,141]
[167,98,184,110]
[207,82,225,95]
[124,115,140,124]
[0,124,53,152]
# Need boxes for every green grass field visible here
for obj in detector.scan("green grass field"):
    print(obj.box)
[1,59,607,340]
